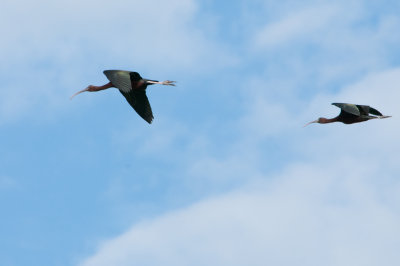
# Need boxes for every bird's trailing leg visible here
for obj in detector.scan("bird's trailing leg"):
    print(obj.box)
[70,82,113,99]
[146,80,176,86]
[364,115,392,121]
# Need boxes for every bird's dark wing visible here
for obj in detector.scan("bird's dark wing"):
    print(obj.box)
[119,89,154,124]
[356,105,371,116]
[355,104,383,116]
[332,103,360,116]
[103,70,132,93]
[367,106,383,116]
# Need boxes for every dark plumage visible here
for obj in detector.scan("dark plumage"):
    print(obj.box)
[71,70,176,124]
[305,103,391,126]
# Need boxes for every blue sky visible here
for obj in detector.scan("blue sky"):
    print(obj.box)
[1,0,400,265]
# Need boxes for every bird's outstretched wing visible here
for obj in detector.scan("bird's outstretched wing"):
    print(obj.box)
[119,89,154,124]
[103,70,132,93]
[368,107,383,116]
[332,103,360,116]
[356,105,371,116]
[356,105,383,116]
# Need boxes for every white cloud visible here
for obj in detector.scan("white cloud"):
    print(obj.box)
[79,157,400,266]
[251,0,400,89]
[1,0,201,66]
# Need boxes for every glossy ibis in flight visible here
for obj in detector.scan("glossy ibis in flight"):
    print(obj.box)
[305,103,391,126]
[71,70,176,123]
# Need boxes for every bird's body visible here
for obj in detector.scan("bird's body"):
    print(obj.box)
[71,70,176,123]
[305,103,391,126]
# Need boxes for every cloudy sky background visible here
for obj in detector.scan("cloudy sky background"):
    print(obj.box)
[1,0,400,265]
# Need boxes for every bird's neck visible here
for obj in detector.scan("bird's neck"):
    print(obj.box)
[88,82,113,92]
[319,117,338,124]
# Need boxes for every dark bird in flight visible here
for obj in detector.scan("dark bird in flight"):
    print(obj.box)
[305,103,391,126]
[71,70,176,123]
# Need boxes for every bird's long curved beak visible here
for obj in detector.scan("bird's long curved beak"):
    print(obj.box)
[304,120,318,127]
[70,87,89,100]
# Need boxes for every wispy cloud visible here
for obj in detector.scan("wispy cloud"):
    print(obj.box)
[254,4,341,49]
[79,157,400,266]
[251,0,400,90]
